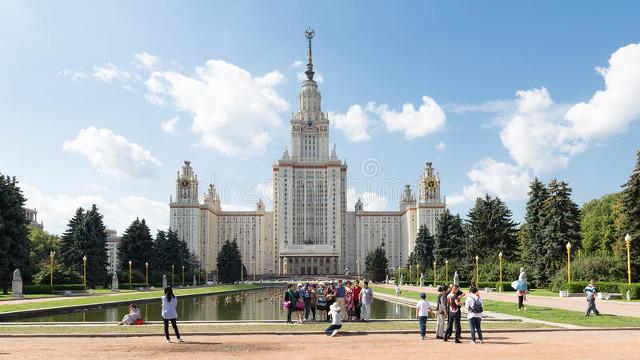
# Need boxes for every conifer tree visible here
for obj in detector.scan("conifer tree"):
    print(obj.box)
[0,174,30,294]
[524,178,550,286]
[365,244,389,282]
[216,239,241,283]
[84,204,108,287]
[539,179,581,284]
[433,209,465,263]
[409,225,435,270]
[58,207,85,274]
[464,195,519,263]
[621,149,640,279]
[118,218,154,276]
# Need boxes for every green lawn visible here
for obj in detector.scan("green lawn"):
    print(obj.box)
[372,286,438,303]
[0,285,260,314]
[0,294,57,302]
[371,285,640,328]
[0,321,551,335]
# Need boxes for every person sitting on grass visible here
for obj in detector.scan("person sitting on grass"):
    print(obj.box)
[584,278,601,317]
[325,302,343,337]
[416,292,433,340]
[118,303,141,325]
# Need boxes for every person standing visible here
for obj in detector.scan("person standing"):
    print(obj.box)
[325,302,343,337]
[284,284,298,324]
[303,283,312,321]
[161,287,183,343]
[344,281,355,321]
[316,283,328,321]
[310,284,318,321]
[360,281,373,321]
[444,285,462,343]
[584,278,600,316]
[335,280,347,321]
[295,283,305,323]
[435,286,447,339]
[353,280,362,320]
[416,292,433,340]
[465,286,484,344]
[395,283,402,297]
[325,282,336,322]
[516,281,527,311]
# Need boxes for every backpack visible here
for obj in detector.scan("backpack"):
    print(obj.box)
[470,297,483,313]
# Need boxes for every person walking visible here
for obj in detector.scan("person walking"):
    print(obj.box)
[516,280,527,311]
[325,302,343,337]
[416,292,433,340]
[284,284,298,324]
[584,278,601,316]
[435,286,447,339]
[353,280,362,320]
[335,280,347,321]
[161,287,183,343]
[444,285,462,343]
[359,281,373,322]
[465,286,484,344]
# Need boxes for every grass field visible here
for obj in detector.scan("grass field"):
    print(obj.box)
[0,284,260,313]
[370,285,640,328]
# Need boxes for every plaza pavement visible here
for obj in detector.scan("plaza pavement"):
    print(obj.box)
[1,331,638,359]
[381,284,640,317]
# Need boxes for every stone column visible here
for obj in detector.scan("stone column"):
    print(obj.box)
[12,269,23,299]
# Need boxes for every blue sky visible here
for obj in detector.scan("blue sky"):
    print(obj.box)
[1,1,639,235]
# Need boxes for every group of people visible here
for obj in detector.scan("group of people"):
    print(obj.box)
[118,287,183,343]
[283,280,374,336]
[416,284,485,344]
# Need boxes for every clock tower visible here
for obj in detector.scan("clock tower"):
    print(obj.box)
[175,161,198,203]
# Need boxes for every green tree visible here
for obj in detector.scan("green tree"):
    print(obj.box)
[0,174,30,294]
[580,193,622,255]
[83,205,108,287]
[539,179,581,285]
[26,226,59,281]
[464,195,519,264]
[216,239,241,284]
[620,149,640,280]
[153,229,190,284]
[409,225,435,270]
[58,207,86,274]
[365,244,389,282]
[524,178,550,286]
[117,218,154,280]
[433,209,465,263]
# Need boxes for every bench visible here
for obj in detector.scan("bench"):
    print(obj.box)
[598,292,622,300]
[484,287,497,292]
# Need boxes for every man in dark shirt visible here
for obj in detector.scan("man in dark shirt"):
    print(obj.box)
[335,280,346,321]
[444,285,462,343]
[353,280,362,320]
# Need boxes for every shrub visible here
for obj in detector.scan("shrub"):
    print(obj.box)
[24,284,86,294]
[32,264,82,285]
[619,284,640,300]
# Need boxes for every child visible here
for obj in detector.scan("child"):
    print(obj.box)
[325,302,343,337]
[395,283,402,297]
[584,278,600,316]
[416,292,433,340]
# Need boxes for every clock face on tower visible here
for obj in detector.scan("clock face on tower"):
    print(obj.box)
[427,180,436,189]
[181,179,190,187]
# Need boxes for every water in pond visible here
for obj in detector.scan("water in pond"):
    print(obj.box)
[16,288,412,322]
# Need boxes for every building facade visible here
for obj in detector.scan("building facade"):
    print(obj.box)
[170,30,446,277]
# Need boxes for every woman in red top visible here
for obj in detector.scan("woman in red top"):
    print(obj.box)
[344,281,355,321]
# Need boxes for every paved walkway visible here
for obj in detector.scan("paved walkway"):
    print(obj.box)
[2,331,639,359]
[380,284,640,317]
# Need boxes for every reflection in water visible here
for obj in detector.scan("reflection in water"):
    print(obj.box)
[16,288,412,322]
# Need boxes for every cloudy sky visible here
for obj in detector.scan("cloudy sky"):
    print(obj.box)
[1,1,639,235]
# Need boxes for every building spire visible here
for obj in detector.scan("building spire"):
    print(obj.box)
[304,28,315,81]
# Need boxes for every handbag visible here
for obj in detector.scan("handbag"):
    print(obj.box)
[295,299,305,311]
[282,301,291,310]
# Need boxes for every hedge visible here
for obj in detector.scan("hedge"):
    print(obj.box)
[24,284,86,294]
[548,281,640,299]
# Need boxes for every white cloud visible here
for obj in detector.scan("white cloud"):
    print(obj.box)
[347,188,388,211]
[58,70,87,81]
[446,100,514,114]
[291,60,303,68]
[63,127,162,179]
[160,116,180,134]
[565,43,640,140]
[330,104,371,142]
[92,63,131,83]
[256,182,274,202]
[133,52,160,70]
[447,158,530,206]
[145,60,289,158]
[499,43,640,174]
[21,183,168,236]
[372,96,446,139]
[436,141,446,152]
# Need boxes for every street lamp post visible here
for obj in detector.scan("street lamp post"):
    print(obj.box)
[499,251,503,292]
[145,262,149,288]
[475,255,479,285]
[240,256,244,282]
[433,261,436,286]
[357,258,360,282]
[182,265,185,287]
[83,255,87,290]
[626,234,632,300]
[409,265,412,285]
[416,264,420,286]
[566,242,572,288]
[445,259,449,284]
[128,260,132,290]
[171,265,175,286]
[49,251,55,289]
